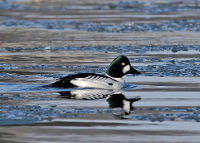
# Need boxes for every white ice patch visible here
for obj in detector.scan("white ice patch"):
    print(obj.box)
[122,65,130,74]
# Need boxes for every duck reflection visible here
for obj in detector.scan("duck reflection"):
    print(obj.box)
[59,89,141,115]
[107,93,141,115]
[59,89,114,100]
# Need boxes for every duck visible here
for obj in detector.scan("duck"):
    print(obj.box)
[49,55,141,89]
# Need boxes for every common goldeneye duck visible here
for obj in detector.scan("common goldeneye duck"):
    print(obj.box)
[49,55,141,89]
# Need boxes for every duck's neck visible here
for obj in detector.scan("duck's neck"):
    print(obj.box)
[106,68,124,78]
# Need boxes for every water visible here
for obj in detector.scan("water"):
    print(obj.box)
[0,0,200,142]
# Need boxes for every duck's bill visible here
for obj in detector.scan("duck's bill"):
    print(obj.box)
[128,66,141,74]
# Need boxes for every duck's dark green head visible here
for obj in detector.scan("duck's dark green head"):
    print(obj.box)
[106,55,141,78]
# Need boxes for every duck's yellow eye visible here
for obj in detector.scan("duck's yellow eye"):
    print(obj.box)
[121,62,126,66]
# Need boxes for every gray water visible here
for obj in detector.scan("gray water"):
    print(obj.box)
[0,0,200,142]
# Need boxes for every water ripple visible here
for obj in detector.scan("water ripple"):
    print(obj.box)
[2,19,200,32]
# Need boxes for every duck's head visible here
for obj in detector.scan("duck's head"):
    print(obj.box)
[106,55,141,78]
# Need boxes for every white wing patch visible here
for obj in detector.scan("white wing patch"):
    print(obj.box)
[70,75,122,89]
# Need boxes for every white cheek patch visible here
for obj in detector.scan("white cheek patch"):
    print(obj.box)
[122,65,130,74]
[123,100,130,113]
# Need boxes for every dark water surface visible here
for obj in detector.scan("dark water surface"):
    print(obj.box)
[0,0,200,143]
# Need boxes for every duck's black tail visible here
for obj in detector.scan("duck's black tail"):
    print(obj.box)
[42,79,76,88]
